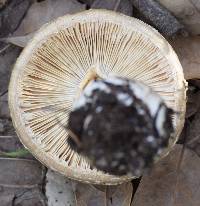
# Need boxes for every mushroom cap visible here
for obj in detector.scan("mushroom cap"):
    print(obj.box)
[9,10,187,185]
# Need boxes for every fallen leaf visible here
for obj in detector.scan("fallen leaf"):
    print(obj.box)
[0,0,31,38]
[170,36,200,80]
[0,157,44,187]
[0,188,46,206]
[91,0,133,16]
[132,145,200,206]
[107,183,133,206]
[0,45,21,118]
[46,169,76,206]
[45,170,132,206]
[187,108,200,157]
[186,89,200,118]
[13,0,86,36]
[2,33,34,48]
[157,0,200,35]
[74,181,133,206]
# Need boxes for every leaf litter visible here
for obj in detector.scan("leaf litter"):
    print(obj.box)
[46,169,133,206]
[132,145,200,206]
[1,0,86,47]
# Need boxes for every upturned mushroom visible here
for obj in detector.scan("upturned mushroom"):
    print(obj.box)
[9,10,187,185]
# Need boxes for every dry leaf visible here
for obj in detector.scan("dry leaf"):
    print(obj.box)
[91,0,133,16]
[157,0,200,34]
[107,183,133,206]
[45,170,133,206]
[186,90,200,118]
[132,145,200,206]
[187,107,200,157]
[74,182,133,206]
[170,36,200,80]
[46,169,76,206]
[2,33,34,47]
[13,0,86,36]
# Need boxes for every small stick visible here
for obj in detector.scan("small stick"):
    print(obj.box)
[114,0,121,11]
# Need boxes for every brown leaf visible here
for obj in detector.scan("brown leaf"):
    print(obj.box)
[107,183,133,206]
[132,145,200,206]
[0,157,44,187]
[187,108,200,157]
[186,89,200,118]
[2,33,34,48]
[13,0,86,36]
[157,0,200,35]
[74,182,133,206]
[0,0,31,38]
[46,170,76,206]
[91,0,133,16]
[170,36,200,80]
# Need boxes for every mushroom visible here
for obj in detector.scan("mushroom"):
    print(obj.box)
[8,10,187,185]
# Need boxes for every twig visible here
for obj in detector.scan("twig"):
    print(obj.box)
[0,44,10,54]
[0,89,8,97]
[114,0,121,11]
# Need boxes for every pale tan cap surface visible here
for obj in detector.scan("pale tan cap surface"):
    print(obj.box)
[9,10,187,185]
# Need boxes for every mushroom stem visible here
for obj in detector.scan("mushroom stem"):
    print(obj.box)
[68,77,174,176]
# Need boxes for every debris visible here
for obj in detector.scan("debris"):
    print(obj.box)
[130,0,184,36]
[132,145,200,206]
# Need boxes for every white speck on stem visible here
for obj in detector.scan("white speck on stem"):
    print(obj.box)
[73,80,111,110]
[155,105,166,137]
[105,76,126,86]
[96,106,103,113]
[117,93,133,106]
[83,115,93,130]
[84,81,111,96]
